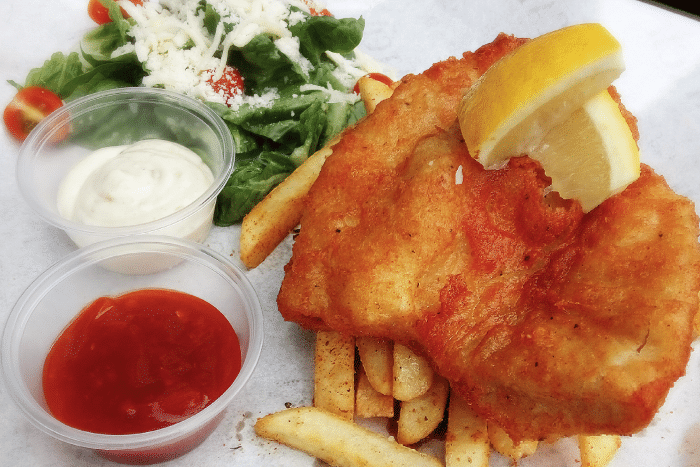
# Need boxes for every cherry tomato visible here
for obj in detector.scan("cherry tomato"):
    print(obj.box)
[3,86,65,142]
[303,1,332,16]
[206,66,245,104]
[310,7,332,16]
[88,0,143,25]
[353,72,394,94]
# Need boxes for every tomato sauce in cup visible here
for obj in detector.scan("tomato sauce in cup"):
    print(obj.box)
[42,288,241,435]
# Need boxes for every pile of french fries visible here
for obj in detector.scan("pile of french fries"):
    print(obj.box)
[256,330,622,467]
[248,75,625,466]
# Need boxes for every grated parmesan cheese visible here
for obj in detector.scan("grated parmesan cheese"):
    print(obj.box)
[299,83,360,104]
[276,36,313,76]
[116,0,385,109]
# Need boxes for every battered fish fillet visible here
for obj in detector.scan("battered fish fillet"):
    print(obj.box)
[276,34,700,441]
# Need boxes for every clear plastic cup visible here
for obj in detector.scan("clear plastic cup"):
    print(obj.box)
[1,236,263,464]
[16,87,234,248]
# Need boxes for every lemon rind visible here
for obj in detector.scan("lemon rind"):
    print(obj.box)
[459,23,625,168]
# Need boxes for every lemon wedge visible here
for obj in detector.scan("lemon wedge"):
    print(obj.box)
[530,90,640,212]
[459,23,625,168]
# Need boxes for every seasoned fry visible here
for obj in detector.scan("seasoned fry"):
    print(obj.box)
[314,331,356,421]
[255,406,443,467]
[239,137,338,268]
[356,336,393,396]
[487,422,538,462]
[397,375,449,445]
[445,393,490,467]
[355,367,395,419]
[578,434,622,467]
[393,343,434,401]
[357,75,395,114]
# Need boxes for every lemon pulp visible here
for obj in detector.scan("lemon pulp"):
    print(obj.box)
[530,90,640,212]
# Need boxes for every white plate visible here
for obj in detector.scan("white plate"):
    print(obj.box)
[1,1,699,466]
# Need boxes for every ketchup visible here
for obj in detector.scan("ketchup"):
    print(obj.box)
[43,289,241,435]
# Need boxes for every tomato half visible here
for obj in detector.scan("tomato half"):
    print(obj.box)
[353,72,394,94]
[310,7,332,16]
[88,0,143,25]
[3,86,64,142]
[206,66,245,104]
[302,0,332,16]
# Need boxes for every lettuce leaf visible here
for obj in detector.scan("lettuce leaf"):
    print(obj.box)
[215,151,297,225]
[81,17,132,58]
[21,50,144,102]
[291,15,365,65]
[22,52,85,96]
[210,13,366,225]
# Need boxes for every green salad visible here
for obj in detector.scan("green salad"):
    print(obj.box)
[14,0,374,225]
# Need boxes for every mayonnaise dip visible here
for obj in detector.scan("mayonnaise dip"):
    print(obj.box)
[57,139,215,230]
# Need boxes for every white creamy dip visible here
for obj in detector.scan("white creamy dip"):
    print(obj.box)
[57,139,215,229]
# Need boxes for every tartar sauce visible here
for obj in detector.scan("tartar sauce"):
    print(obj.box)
[57,139,215,228]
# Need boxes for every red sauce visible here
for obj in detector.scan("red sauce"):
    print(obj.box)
[43,289,241,435]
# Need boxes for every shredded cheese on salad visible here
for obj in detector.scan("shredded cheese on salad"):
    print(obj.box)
[115,0,327,108]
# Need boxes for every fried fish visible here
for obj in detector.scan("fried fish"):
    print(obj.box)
[277,33,700,442]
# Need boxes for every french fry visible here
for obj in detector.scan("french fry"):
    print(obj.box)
[255,407,443,467]
[487,422,538,462]
[393,343,434,401]
[578,434,622,467]
[397,375,449,445]
[357,75,395,114]
[314,331,356,421]
[356,336,393,396]
[445,394,490,467]
[355,367,395,419]
[239,136,339,269]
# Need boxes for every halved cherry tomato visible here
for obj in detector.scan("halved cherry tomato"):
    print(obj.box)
[353,72,394,94]
[302,1,332,16]
[310,7,332,16]
[3,86,65,142]
[206,66,245,104]
[88,0,143,25]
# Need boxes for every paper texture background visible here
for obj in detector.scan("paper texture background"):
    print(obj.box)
[1,1,699,465]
